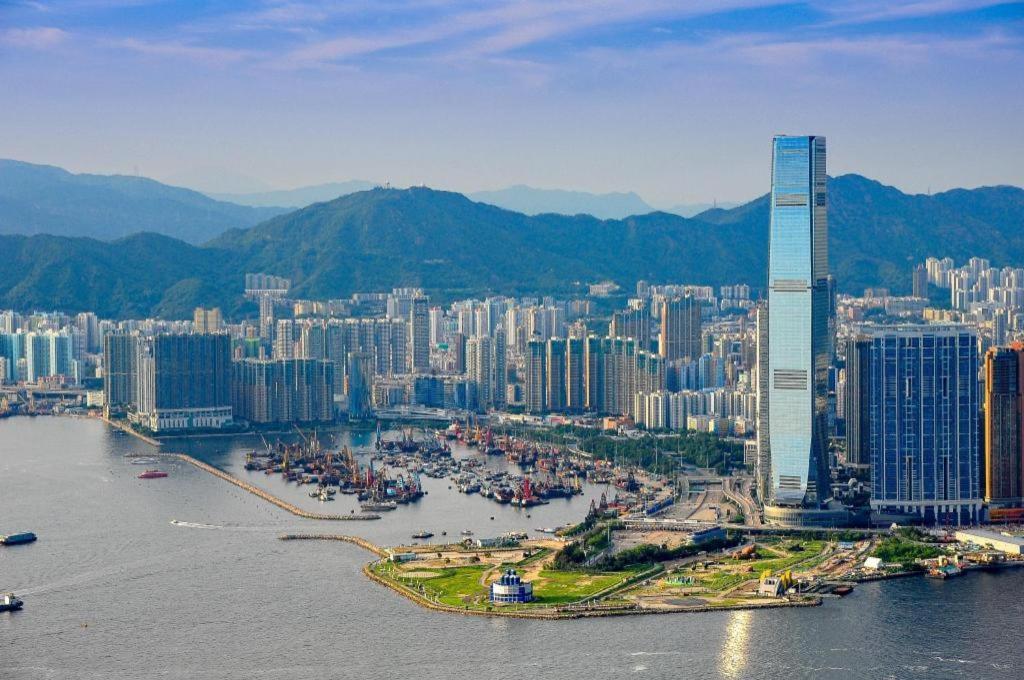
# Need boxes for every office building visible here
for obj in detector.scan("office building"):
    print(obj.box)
[765,135,833,513]
[984,345,1024,507]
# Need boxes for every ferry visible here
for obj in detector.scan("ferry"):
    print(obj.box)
[1,532,37,546]
[138,470,168,479]
[0,593,24,612]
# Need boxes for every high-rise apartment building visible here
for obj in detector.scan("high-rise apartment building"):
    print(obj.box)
[526,339,547,414]
[765,135,833,511]
[134,333,233,432]
[193,307,223,334]
[658,296,702,362]
[565,337,585,412]
[912,264,928,298]
[346,351,374,417]
[865,325,982,525]
[103,333,138,415]
[410,296,430,372]
[984,345,1024,507]
[546,338,567,412]
[232,358,334,424]
[466,336,493,410]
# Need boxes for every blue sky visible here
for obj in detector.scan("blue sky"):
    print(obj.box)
[1,1,1022,204]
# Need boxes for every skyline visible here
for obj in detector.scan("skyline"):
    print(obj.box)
[1,1,1022,203]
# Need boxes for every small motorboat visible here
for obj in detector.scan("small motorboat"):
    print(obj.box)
[0,592,24,612]
[460,529,474,536]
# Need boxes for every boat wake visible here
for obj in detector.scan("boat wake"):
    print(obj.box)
[169,519,224,530]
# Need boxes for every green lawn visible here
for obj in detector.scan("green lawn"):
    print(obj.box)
[531,569,631,604]
[376,561,637,609]
[388,565,490,607]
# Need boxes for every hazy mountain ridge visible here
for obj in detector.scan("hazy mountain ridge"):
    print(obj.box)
[0,159,289,243]
[467,185,656,219]
[209,180,378,208]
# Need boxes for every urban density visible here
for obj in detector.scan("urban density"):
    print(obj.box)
[4,3,1024,677]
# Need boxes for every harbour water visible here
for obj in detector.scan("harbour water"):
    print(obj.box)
[2,416,1023,679]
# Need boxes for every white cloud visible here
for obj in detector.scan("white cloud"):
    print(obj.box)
[1,26,68,49]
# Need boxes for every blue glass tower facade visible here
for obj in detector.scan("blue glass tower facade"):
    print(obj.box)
[865,325,982,525]
[767,135,831,507]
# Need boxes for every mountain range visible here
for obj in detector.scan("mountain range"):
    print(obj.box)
[211,180,715,219]
[1,162,1022,319]
[0,160,288,243]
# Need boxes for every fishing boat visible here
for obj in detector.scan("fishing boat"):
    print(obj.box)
[360,501,398,512]
[0,593,24,612]
[411,530,434,539]
[0,532,37,546]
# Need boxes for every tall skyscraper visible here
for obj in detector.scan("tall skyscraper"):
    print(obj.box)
[346,351,374,418]
[103,333,138,415]
[912,264,929,298]
[765,135,833,512]
[526,339,547,414]
[466,335,493,411]
[864,325,981,525]
[984,344,1024,507]
[546,338,567,412]
[754,303,771,502]
[844,336,872,467]
[658,296,702,362]
[410,296,430,372]
[565,337,585,412]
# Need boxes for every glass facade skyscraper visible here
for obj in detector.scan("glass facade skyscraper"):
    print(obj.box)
[864,325,982,525]
[766,135,832,507]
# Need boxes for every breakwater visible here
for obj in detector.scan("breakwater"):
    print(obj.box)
[130,452,380,521]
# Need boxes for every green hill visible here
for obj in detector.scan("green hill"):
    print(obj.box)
[2,175,1023,318]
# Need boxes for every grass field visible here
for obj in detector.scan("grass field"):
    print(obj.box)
[375,560,637,609]
[530,569,630,604]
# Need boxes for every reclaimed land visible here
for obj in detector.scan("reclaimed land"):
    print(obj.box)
[280,534,822,619]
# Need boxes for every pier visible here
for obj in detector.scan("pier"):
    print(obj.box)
[133,453,380,521]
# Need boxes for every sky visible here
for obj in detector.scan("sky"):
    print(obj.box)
[1,1,1022,205]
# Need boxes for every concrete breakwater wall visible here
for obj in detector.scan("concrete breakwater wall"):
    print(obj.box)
[131,452,380,521]
[278,533,387,557]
